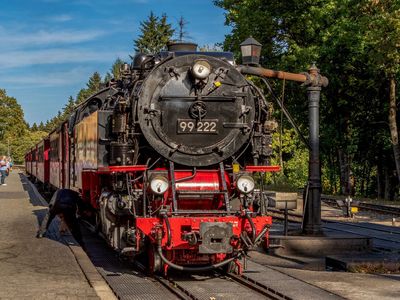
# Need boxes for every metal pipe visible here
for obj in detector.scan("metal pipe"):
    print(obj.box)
[252,224,270,245]
[238,65,328,87]
[175,167,197,183]
[169,161,178,212]
[160,213,172,247]
[244,212,257,243]
[156,244,241,272]
[238,65,308,82]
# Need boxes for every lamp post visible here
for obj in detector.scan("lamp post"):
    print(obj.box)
[240,37,262,66]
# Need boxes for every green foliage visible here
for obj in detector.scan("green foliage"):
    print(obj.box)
[75,71,103,105]
[105,58,124,81]
[134,11,174,54]
[63,96,76,117]
[0,89,49,163]
[31,123,38,131]
[360,0,400,77]
[216,0,400,198]
[86,71,102,93]
[9,130,48,164]
[0,89,27,140]
[266,129,308,188]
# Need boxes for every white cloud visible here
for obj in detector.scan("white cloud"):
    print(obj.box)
[0,48,126,68]
[0,67,92,87]
[47,14,73,22]
[0,27,105,49]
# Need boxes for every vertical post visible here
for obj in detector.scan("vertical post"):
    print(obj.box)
[302,64,327,235]
[169,161,178,213]
[284,201,288,236]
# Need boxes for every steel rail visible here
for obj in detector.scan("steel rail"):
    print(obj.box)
[269,208,400,245]
[320,195,400,216]
[322,224,400,245]
[225,272,294,300]
[154,276,200,300]
[325,221,400,236]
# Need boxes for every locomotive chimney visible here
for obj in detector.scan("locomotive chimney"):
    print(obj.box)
[167,41,198,52]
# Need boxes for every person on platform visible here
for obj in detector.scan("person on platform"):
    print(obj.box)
[36,189,84,247]
[0,156,8,186]
[7,157,13,172]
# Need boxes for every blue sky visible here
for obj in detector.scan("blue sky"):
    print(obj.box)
[0,0,231,125]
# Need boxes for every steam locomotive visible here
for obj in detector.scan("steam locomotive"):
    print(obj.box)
[25,42,280,274]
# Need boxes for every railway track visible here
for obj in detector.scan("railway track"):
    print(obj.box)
[226,272,293,300]
[322,222,400,252]
[321,195,400,216]
[80,219,343,300]
[151,262,342,300]
[32,177,344,300]
[61,201,400,299]
[153,271,285,300]
[81,220,298,300]
[269,207,400,252]
[35,183,336,300]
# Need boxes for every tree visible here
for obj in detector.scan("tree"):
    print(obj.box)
[76,72,103,105]
[105,58,124,81]
[86,71,102,94]
[360,0,400,184]
[31,123,38,131]
[0,89,27,140]
[38,121,45,132]
[0,89,49,163]
[215,0,400,198]
[63,96,75,117]
[134,11,174,54]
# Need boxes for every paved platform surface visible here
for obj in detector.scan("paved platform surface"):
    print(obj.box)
[0,172,99,299]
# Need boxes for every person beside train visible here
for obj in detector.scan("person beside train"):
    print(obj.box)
[36,189,85,248]
[0,156,8,186]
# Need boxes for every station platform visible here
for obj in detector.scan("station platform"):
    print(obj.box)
[0,171,114,299]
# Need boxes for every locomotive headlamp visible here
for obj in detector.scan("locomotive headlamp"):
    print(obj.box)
[150,176,169,195]
[191,59,211,79]
[236,175,255,194]
[240,37,262,65]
